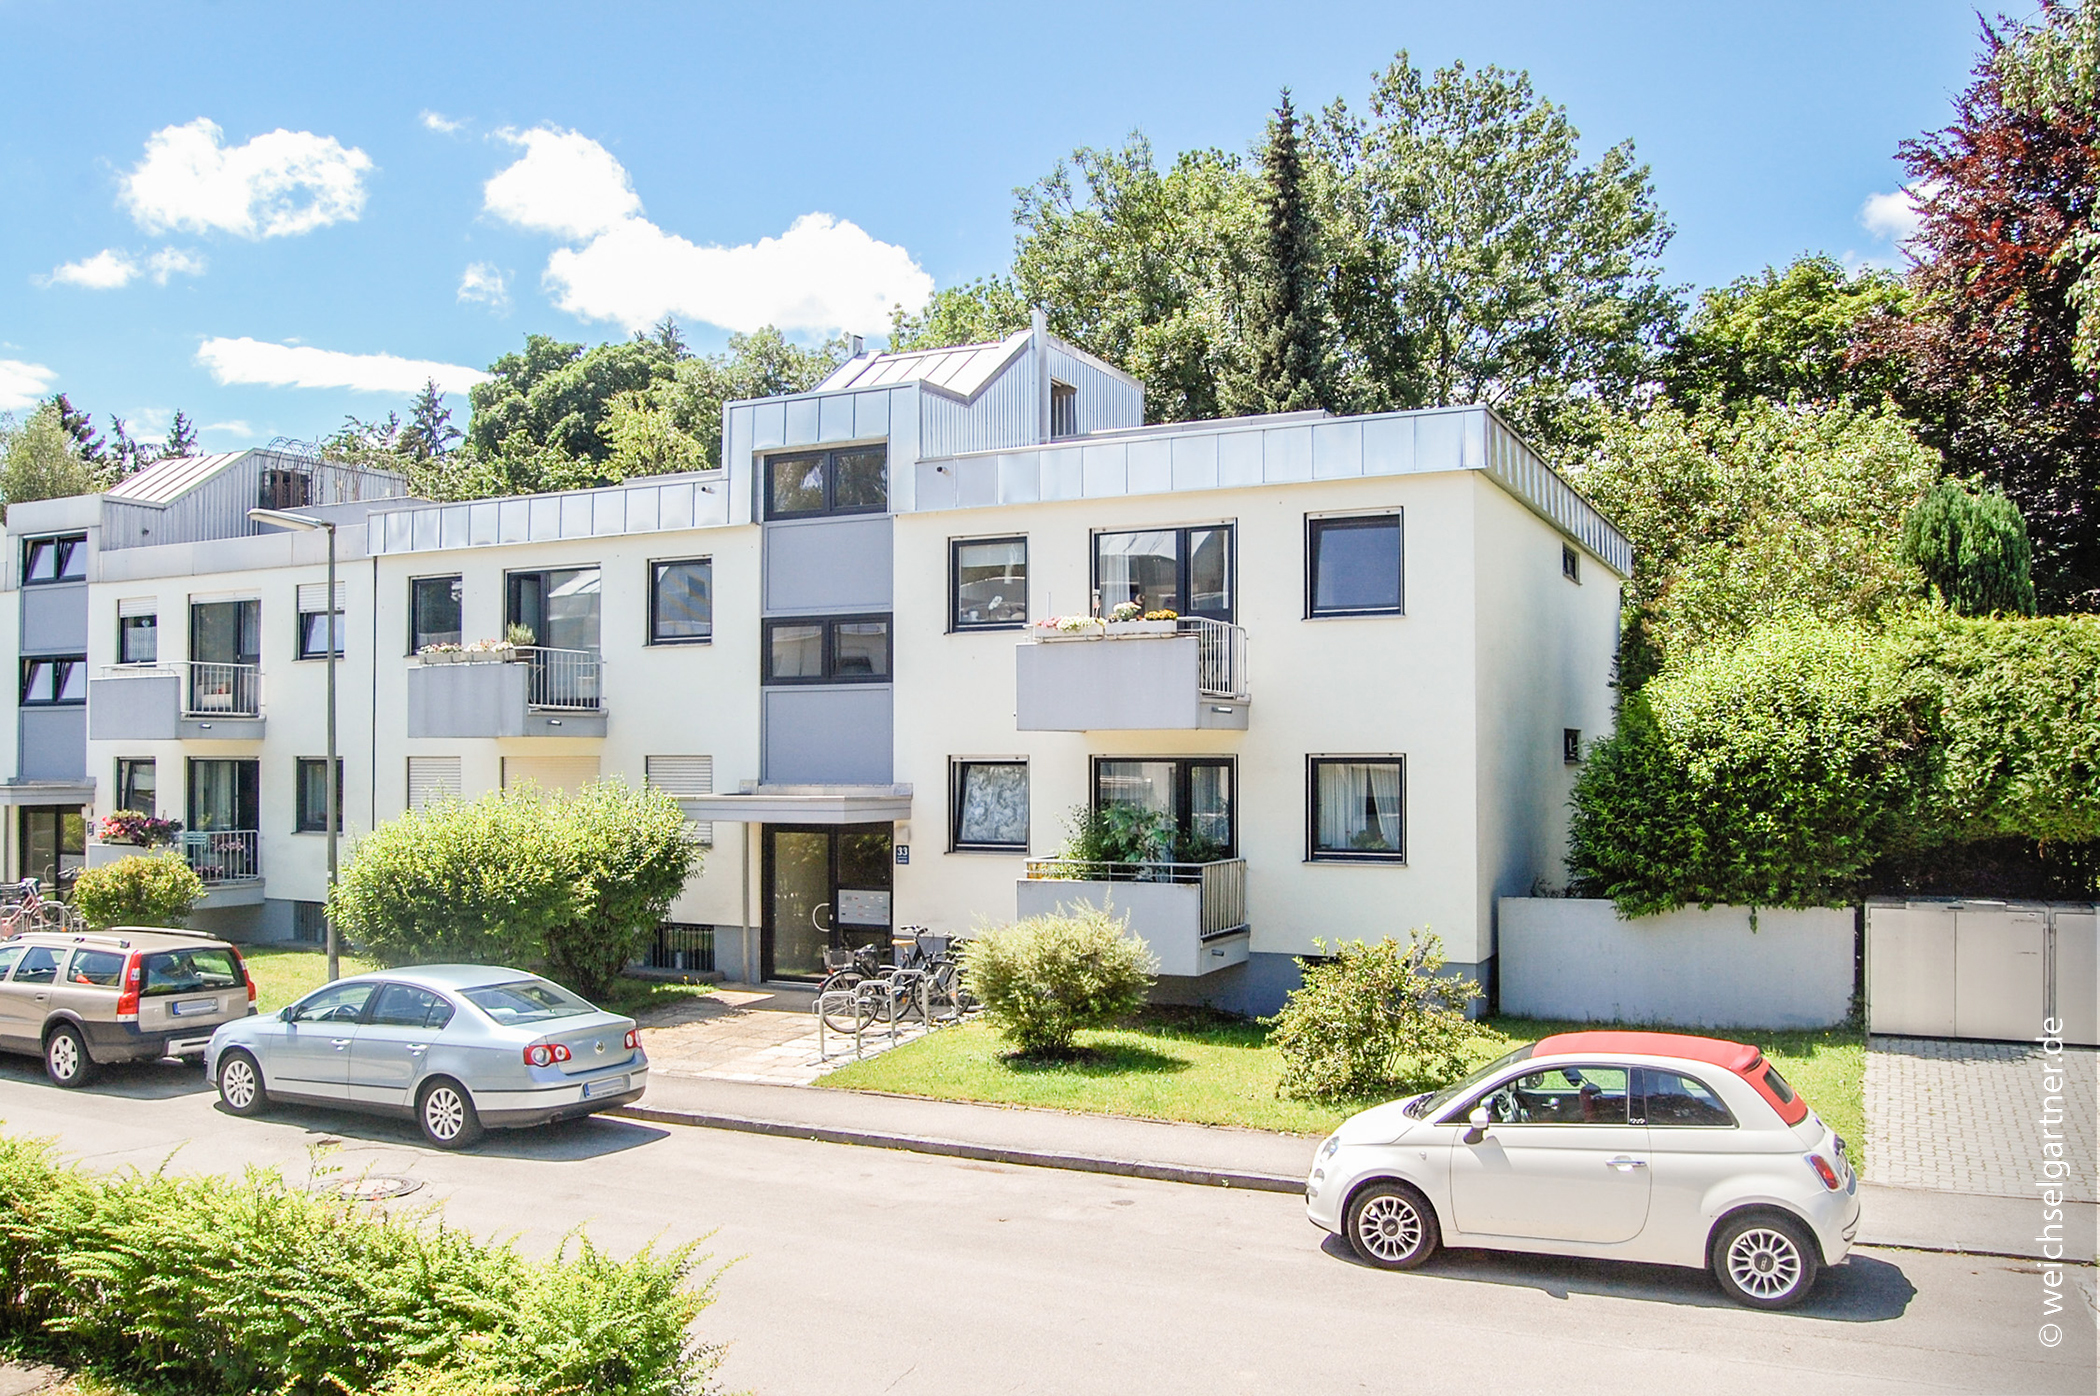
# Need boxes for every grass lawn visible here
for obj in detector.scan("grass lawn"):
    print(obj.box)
[235,945,711,1020]
[819,1010,1867,1156]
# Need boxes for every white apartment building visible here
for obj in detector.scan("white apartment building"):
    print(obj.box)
[4,318,1628,1015]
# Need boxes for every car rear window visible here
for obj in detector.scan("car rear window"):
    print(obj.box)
[142,948,242,996]
[70,950,125,987]
[462,979,594,1025]
[1761,1065,1797,1104]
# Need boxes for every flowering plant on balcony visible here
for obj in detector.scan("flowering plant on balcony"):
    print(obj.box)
[1034,615,1105,634]
[1143,609,1179,622]
[96,810,183,847]
[419,637,519,664]
[1108,601,1144,622]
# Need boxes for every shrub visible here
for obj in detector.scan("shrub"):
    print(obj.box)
[1266,934,1490,1102]
[543,778,697,999]
[0,1133,722,1395]
[67,855,205,929]
[962,905,1157,1055]
[1050,803,1225,866]
[1900,478,2038,617]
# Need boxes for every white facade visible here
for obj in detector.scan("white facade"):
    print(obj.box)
[7,328,1627,1013]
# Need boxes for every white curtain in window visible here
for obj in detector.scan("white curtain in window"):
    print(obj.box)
[958,763,1028,846]
[1316,761,1402,854]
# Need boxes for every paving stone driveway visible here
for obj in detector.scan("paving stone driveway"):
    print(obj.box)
[635,984,935,1087]
[1865,1035,2098,1201]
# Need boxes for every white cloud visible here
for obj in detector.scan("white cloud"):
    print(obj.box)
[196,337,489,394]
[0,360,58,412]
[146,247,208,282]
[41,246,209,290]
[457,261,510,311]
[121,118,374,239]
[421,110,465,135]
[1861,184,1930,244]
[484,127,640,240]
[483,127,931,335]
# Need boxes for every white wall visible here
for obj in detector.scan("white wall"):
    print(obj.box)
[1499,897,1857,1029]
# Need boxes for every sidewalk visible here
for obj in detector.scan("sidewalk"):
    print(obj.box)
[616,1075,2097,1262]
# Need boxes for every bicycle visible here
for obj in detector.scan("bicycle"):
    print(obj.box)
[0,880,79,939]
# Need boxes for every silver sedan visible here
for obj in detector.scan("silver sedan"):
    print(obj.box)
[204,964,648,1147]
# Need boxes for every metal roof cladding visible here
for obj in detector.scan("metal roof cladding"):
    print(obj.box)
[104,452,251,505]
[815,331,1034,400]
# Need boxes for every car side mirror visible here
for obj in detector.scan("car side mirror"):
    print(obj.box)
[279,1006,296,1023]
[1464,1105,1491,1145]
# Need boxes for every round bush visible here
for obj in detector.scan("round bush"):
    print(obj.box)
[68,853,206,929]
[1265,934,1489,1102]
[961,905,1157,1056]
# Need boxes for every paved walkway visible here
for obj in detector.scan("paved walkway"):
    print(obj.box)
[1865,1035,2098,1202]
[635,982,937,1086]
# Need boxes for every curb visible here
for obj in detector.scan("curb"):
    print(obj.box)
[609,1104,1306,1194]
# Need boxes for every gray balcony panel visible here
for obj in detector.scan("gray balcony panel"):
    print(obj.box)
[20,584,87,653]
[762,515,893,614]
[406,661,608,738]
[762,686,892,784]
[18,707,86,780]
[1015,863,1249,977]
[89,672,181,740]
[1017,634,1248,731]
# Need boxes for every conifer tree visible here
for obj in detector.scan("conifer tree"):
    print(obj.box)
[403,379,462,460]
[163,411,199,457]
[1242,90,1327,414]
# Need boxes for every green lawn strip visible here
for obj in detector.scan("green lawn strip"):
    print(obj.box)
[237,945,379,1012]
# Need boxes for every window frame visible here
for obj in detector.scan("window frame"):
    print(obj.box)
[760,614,892,685]
[950,758,1031,852]
[762,446,890,521]
[1636,1066,1739,1129]
[1306,755,1407,864]
[19,656,87,706]
[1305,512,1405,619]
[296,605,345,661]
[648,557,714,646]
[1562,543,1582,584]
[1089,755,1237,859]
[1090,523,1236,622]
[118,611,159,665]
[408,574,464,654]
[1050,380,1078,439]
[22,534,87,586]
[293,756,345,834]
[949,535,1029,632]
[116,758,156,815]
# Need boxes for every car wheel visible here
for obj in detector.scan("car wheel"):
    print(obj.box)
[217,1050,269,1116]
[1345,1181,1441,1270]
[417,1078,484,1149]
[43,1024,94,1088]
[1712,1211,1820,1309]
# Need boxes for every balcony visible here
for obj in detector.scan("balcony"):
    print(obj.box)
[187,830,263,908]
[87,663,264,741]
[1016,618,1248,732]
[1016,857,1250,977]
[406,647,607,738]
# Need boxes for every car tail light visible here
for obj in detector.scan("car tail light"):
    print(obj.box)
[115,953,142,1021]
[524,1042,572,1067]
[1806,1153,1842,1190]
[623,1029,639,1051]
[230,948,257,1005]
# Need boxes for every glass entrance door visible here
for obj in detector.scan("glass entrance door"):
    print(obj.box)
[761,823,893,980]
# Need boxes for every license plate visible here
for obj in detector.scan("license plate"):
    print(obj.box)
[582,1076,627,1100]
[172,998,218,1017]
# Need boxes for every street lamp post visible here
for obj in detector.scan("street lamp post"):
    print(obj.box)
[248,506,340,981]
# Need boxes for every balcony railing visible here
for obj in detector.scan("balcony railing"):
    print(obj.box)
[522,646,602,711]
[184,662,261,718]
[1024,857,1247,936]
[1180,617,1248,700]
[182,830,260,883]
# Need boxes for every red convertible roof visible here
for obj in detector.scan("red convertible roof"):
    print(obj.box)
[1533,1031,1760,1070]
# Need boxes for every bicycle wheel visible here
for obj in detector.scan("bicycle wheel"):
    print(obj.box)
[818,972,868,1034]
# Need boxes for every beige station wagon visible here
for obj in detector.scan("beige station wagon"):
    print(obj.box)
[0,929,258,1086]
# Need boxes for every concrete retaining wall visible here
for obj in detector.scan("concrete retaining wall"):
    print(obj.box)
[1498,897,1855,1029]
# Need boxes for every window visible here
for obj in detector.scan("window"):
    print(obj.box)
[1093,757,1233,860]
[1094,525,1233,620]
[296,581,344,659]
[953,760,1029,850]
[291,901,329,944]
[1473,1065,1631,1125]
[951,537,1027,630]
[410,576,462,651]
[12,946,64,986]
[762,615,890,684]
[1564,729,1582,764]
[70,949,125,987]
[18,807,85,889]
[116,758,156,814]
[1562,543,1581,583]
[369,982,455,1030]
[0,946,23,980]
[295,758,345,833]
[1307,514,1403,617]
[1639,1069,1737,1127]
[118,600,158,664]
[258,468,311,510]
[290,981,376,1024]
[141,947,241,995]
[188,758,260,833]
[1050,380,1078,438]
[650,559,713,643]
[1308,757,1405,862]
[463,978,593,1024]
[20,657,86,705]
[645,755,714,845]
[407,757,463,811]
[23,535,86,585]
[764,446,888,519]
[506,568,600,652]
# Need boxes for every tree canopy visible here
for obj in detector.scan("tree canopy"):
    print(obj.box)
[1663,255,1910,411]
[1,403,108,521]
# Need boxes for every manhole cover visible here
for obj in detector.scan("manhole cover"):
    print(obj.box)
[330,1175,423,1202]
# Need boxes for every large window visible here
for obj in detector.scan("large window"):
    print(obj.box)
[506,568,600,652]
[1307,513,1404,617]
[650,559,713,643]
[118,602,158,664]
[116,758,156,814]
[295,758,345,834]
[23,535,86,585]
[1308,757,1405,862]
[952,760,1029,850]
[951,537,1027,630]
[187,757,260,833]
[765,446,887,519]
[1093,758,1233,861]
[1094,525,1233,621]
[296,582,344,660]
[20,656,85,705]
[410,575,462,651]
[762,615,890,684]
[17,807,85,890]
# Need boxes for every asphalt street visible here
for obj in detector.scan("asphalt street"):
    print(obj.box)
[0,1056,2090,1396]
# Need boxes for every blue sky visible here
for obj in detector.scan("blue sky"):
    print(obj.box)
[0,0,2004,452]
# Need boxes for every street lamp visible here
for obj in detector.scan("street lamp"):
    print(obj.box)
[248,506,341,981]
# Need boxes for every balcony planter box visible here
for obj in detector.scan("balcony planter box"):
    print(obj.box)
[1105,620,1177,637]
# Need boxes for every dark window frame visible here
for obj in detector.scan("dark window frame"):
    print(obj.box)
[760,614,892,685]
[648,557,715,645]
[949,535,1029,632]
[118,612,158,665]
[1562,543,1582,584]
[296,597,344,660]
[950,758,1031,852]
[1089,755,1237,859]
[294,757,345,834]
[763,446,889,520]
[409,574,464,654]
[19,655,87,706]
[1306,755,1407,864]
[1305,512,1405,619]
[1564,729,1582,765]
[22,534,87,586]
[116,758,156,814]
[1091,524,1236,622]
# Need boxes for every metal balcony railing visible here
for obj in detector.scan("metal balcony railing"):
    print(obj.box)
[1179,617,1248,699]
[183,662,261,718]
[1023,857,1247,935]
[182,830,260,883]
[521,646,602,711]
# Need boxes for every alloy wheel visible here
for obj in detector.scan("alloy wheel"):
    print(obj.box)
[221,1057,258,1110]
[47,1033,79,1081]
[424,1086,466,1142]
[1355,1193,1424,1263]
[1725,1226,1804,1300]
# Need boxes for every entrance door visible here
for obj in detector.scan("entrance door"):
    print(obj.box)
[762,823,892,980]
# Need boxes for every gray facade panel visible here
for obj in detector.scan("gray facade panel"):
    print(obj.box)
[762,515,893,614]
[87,673,181,741]
[19,707,86,780]
[407,662,530,738]
[1015,636,1204,731]
[762,687,893,784]
[20,584,87,653]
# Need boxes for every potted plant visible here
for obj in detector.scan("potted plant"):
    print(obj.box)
[1105,602,1177,636]
[96,810,184,848]
[416,642,464,665]
[1032,615,1106,641]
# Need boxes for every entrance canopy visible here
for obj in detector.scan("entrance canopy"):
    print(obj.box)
[0,781,96,807]
[680,784,912,825]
